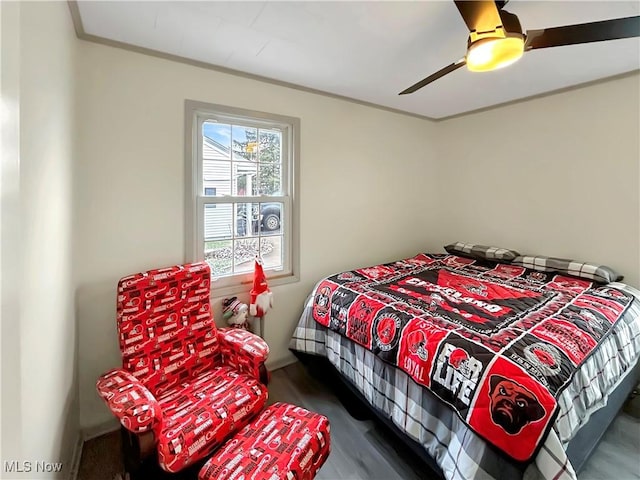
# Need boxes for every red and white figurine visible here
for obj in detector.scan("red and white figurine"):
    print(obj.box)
[249,257,273,318]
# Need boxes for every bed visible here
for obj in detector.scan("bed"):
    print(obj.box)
[289,252,640,480]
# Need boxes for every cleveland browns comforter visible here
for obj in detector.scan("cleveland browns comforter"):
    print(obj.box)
[307,253,633,462]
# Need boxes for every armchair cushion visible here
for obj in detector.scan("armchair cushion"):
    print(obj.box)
[117,262,217,397]
[217,328,269,380]
[96,369,161,434]
[156,366,267,473]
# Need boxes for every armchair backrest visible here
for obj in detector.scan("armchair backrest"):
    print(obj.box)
[116,262,219,396]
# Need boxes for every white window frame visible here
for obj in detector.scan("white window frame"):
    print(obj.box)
[185,100,300,297]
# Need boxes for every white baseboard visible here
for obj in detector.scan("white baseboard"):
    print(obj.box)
[267,355,298,372]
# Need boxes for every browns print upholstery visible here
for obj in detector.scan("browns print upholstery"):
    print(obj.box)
[116,262,218,396]
[156,366,267,473]
[218,327,270,380]
[96,262,269,473]
[96,368,161,433]
[199,402,331,480]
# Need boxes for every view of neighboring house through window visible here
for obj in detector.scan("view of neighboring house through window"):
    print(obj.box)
[186,101,299,291]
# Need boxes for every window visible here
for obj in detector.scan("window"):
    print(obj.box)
[185,101,299,294]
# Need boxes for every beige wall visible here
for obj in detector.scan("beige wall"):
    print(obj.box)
[1,0,24,467]
[75,41,441,429]
[1,1,78,477]
[435,73,640,288]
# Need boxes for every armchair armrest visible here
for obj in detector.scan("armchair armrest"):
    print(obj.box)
[217,328,269,382]
[96,368,162,434]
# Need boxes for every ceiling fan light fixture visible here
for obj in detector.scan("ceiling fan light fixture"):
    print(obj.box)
[401,2,640,95]
[466,35,525,72]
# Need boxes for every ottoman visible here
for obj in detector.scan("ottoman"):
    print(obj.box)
[199,402,331,480]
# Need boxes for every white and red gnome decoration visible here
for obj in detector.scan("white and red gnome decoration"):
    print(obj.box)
[250,257,273,318]
[222,296,251,330]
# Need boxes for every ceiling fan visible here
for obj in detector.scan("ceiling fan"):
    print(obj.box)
[399,0,640,95]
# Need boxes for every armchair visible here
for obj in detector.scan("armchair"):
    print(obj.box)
[96,262,269,473]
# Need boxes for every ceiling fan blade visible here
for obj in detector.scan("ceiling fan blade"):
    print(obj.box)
[399,60,466,95]
[454,1,503,33]
[525,16,640,50]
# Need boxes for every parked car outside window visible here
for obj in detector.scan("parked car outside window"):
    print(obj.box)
[253,203,281,232]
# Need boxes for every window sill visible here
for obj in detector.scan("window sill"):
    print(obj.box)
[209,271,299,299]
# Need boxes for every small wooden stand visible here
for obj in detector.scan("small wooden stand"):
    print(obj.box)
[257,315,265,339]
[254,314,270,385]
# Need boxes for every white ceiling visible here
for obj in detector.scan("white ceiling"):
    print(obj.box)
[76,1,640,119]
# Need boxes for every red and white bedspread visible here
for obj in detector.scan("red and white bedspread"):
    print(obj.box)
[290,253,640,480]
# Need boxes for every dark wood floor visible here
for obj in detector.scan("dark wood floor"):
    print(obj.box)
[78,362,640,480]
[268,361,429,480]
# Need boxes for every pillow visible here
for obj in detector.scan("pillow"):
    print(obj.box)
[444,242,520,262]
[511,255,623,284]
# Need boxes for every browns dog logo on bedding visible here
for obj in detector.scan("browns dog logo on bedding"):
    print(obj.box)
[489,375,545,435]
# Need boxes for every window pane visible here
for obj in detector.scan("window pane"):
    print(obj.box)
[232,126,258,162]
[232,162,258,196]
[259,202,282,235]
[233,237,282,274]
[203,160,230,195]
[262,236,283,271]
[204,203,233,240]
[205,239,232,277]
[233,238,259,274]
[258,129,281,164]
[234,202,259,238]
[203,122,231,153]
[258,164,281,196]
